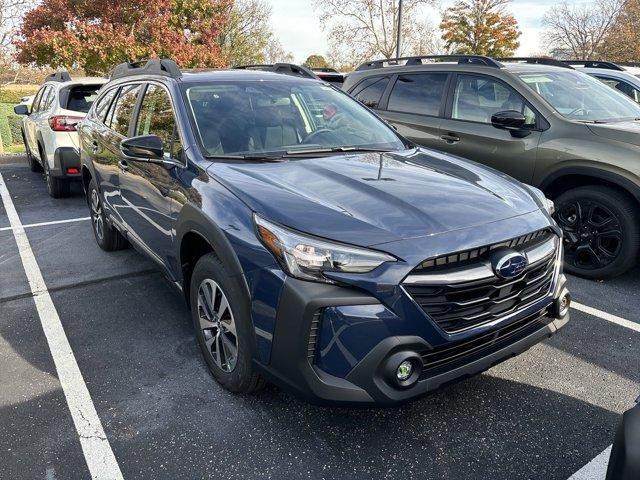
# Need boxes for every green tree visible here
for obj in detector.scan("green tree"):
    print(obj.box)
[219,0,272,65]
[440,0,521,57]
[303,55,329,69]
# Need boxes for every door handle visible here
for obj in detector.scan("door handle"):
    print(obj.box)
[440,133,460,144]
[90,141,99,153]
[118,159,129,173]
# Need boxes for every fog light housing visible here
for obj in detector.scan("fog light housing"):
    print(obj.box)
[384,352,421,389]
[397,360,413,381]
[551,288,571,318]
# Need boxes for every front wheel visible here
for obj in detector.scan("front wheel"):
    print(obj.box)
[190,253,265,393]
[23,131,41,172]
[554,186,639,279]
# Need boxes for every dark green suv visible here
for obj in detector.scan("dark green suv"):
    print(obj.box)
[343,55,640,279]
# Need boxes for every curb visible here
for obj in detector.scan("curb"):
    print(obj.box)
[0,154,27,165]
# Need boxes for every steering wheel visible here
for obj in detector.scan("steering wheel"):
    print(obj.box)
[567,107,589,118]
[302,128,338,145]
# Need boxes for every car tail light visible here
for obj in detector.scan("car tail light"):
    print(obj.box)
[66,167,80,175]
[49,116,83,132]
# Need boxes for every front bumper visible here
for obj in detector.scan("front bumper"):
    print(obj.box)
[257,274,570,406]
[50,147,81,179]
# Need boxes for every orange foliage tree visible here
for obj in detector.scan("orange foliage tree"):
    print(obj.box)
[440,0,520,57]
[15,0,233,74]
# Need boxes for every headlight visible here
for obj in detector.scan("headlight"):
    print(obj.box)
[254,214,396,283]
[526,185,555,215]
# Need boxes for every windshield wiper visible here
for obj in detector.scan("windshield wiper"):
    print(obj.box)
[283,146,395,156]
[203,154,285,162]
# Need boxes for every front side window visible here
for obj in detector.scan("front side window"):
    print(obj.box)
[351,76,390,109]
[31,87,46,113]
[109,84,142,136]
[518,70,640,122]
[452,75,536,126]
[388,73,448,116]
[184,80,405,157]
[41,87,56,111]
[594,76,640,103]
[92,88,118,124]
[136,84,182,159]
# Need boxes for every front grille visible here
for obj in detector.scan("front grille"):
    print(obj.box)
[420,308,551,379]
[404,231,558,334]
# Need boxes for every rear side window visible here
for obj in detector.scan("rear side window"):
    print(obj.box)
[387,73,448,116]
[135,84,182,159]
[351,76,389,109]
[109,84,142,136]
[33,86,51,112]
[41,87,56,111]
[65,85,101,113]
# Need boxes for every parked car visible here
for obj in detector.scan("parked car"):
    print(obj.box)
[79,58,569,405]
[14,71,107,197]
[607,396,640,480]
[344,55,640,279]
[312,67,347,87]
[564,60,640,104]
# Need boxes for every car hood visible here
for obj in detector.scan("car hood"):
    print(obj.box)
[207,148,541,247]
[587,120,640,147]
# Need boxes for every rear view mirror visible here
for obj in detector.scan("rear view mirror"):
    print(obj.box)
[14,104,29,116]
[120,135,164,161]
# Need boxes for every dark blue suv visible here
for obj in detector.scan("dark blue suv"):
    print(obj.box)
[79,59,570,405]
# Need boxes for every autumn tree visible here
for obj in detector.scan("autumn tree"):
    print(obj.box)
[313,0,438,67]
[263,38,294,64]
[303,55,329,69]
[15,0,233,75]
[440,0,520,57]
[599,0,640,61]
[542,0,623,59]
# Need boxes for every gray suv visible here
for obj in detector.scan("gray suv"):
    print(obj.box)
[343,55,640,279]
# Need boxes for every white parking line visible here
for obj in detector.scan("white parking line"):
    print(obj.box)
[0,216,90,232]
[572,301,640,333]
[0,173,123,479]
[568,445,612,480]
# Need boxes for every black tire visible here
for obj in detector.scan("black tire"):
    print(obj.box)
[190,253,265,393]
[554,185,640,279]
[87,178,128,251]
[23,131,41,172]
[40,144,70,198]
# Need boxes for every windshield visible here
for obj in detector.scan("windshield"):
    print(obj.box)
[517,70,640,122]
[182,80,405,157]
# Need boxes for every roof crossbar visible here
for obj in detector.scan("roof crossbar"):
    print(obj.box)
[233,63,319,79]
[45,71,72,83]
[355,55,504,71]
[110,59,182,80]
[563,60,624,71]
[498,57,574,69]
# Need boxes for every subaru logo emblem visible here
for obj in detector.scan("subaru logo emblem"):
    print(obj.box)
[492,250,528,279]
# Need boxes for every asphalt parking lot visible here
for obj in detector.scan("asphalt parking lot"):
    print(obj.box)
[1,158,639,480]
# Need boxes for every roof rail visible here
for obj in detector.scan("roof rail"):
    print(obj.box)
[233,63,319,79]
[563,60,624,71]
[616,62,640,68]
[498,57,574,69]
[355,55,504,71]
[110,59,182,80]
[45,71,72,83]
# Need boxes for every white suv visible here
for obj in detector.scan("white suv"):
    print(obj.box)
[14,72,106,197]
[564,60,640,104]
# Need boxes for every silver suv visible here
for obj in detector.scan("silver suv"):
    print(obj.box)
[14,72,106,197]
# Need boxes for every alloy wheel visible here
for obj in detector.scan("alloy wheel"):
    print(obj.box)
[197,279,238,373]
[555,199,623,271]
[90,189,105,241]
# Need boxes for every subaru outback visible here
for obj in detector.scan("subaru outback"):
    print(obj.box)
[343,55,640,279]
[78,59,570,405]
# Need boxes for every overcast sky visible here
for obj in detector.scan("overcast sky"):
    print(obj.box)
[270,0,572,63]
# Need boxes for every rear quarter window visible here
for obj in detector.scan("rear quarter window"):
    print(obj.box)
[351,76,390,109]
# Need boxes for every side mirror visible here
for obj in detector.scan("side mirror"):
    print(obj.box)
[14,104,29,116]
[120,135,164,161]
[491,110,532,138]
